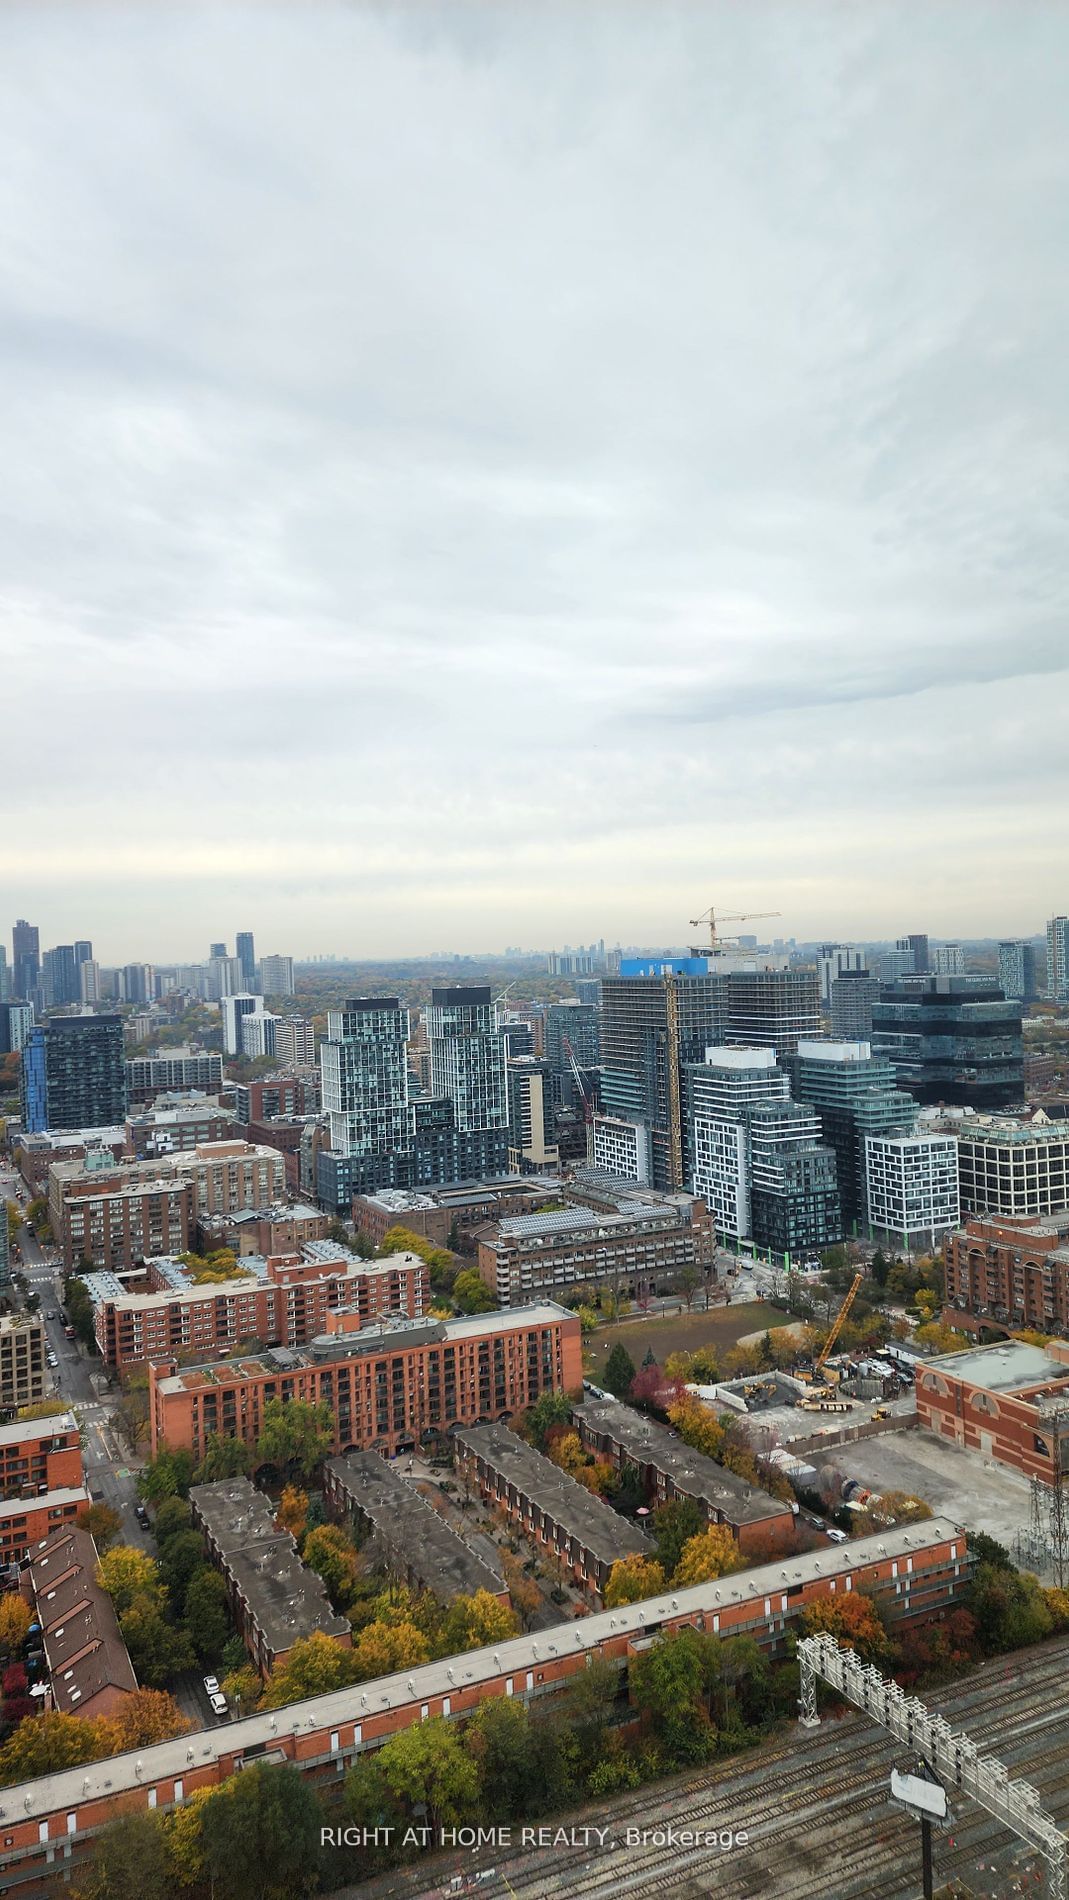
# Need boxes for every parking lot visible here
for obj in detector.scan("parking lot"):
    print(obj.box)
[808,1426,1037,1552]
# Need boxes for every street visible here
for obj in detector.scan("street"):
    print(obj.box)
[3,1161,152,1552]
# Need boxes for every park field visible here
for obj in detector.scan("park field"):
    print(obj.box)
[584,1299,796,1376]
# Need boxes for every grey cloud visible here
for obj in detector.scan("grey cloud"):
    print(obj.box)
[1,5,1068,955]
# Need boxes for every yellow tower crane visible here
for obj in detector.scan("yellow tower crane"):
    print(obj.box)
[689,905,781,954]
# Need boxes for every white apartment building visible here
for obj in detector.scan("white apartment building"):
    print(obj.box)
[591,1114,651,1186]
[865,1132,959,1246]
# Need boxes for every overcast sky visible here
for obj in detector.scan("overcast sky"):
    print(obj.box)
[3,5,1067,963]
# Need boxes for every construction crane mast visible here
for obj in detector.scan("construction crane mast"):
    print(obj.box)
[688,904,781,953]
[814,1270,864,1375]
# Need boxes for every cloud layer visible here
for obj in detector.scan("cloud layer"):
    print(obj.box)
[2,5,1067,959]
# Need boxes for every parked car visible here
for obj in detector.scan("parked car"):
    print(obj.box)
[135,1503,149,1527]
[209,1693,229,1718]
[825,1527,848,1544]
[203,1675,220,1697]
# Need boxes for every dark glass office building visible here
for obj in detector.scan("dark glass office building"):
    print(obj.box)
[871,977,1024,1109]
[20,1015,127,1132]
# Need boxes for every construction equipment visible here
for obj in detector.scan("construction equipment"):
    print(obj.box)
[688,905,781,953]
[562,1033,595,1125]
[814,1270,865,1376]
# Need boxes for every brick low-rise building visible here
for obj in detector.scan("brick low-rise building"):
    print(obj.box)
[22,1525,137,1718]
[945,1212,1069,1334]
[324,1452,507,1604]
[49,1140,287,1272]
[86,1245,430,1373]
[916,1338,1069,1484]
[0,1518,968,1892]
[149,1304,583,1466]
[574,1400,796,1556]
[477,1200,704,1307]
[189,1477,350,1677]
[453,1421,649,1599]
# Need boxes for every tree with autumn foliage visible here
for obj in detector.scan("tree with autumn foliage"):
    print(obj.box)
[302,1523,362,1608]
[501,1551,541,1630]
[110,1689,192,1749]
[262,1631,356,1707]
[274,1483,308,1541]
[603,1553,666,1607]
[799,1590,890,1664]
[351,1618,430,1681]
[95,1545,163,1616]
[666,1394,725,1460]
[440,1589,519,1653]
[0,1592,31,1656]
[672,1525,745,1587]
[77,1501,124,1552]
[0,1710,118,1785]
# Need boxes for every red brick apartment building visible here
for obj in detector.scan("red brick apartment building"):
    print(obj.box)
[0,1414,87,1566]
[0,1517,967,1896]
[89,1246,429,1373]
[916,1337,1069,1483]
[945,1212,1069,1333]
[20,1525,136,1721]
[149,1303,584,1465]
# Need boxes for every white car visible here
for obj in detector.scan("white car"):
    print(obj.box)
[203,1675,220,1697]
[209,1693,229,1718]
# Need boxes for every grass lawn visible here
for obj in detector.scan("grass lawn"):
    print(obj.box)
[585,1300,796,1374]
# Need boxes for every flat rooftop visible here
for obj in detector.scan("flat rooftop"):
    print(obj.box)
[0,1411,77,1448]
[923,1340,1069,1395]
[454,1421,648,1565]
[326,1454,504,1600]
[575,1400,794,1528]
[189,1478,348,1652]
[0,1486,89,1524]
[0,1517,961,1815]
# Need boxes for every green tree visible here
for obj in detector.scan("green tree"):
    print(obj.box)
[153,1496,193,1546]
[966,1530,1015,1571]
[183,1567,231,1663]
[350,1718,479,1831]
[467,1696,534,1819]
[629,1627,719,1763]
[120,1597,196,1688]
[523,1390,573,1451]
[75,1809,175,1900]
[651,1497,705,1579]
[194,1432,251,1483]
[159,1531,209,1617]
[453,1269,496,1314]
[221,1665,262,1716]
[256,1397,333,1481]
[195,1763,324,1900]
[967,1563,1054,1654]
[139,1446,196,1504]
[603,1342,637,1398]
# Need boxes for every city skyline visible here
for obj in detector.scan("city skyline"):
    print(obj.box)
[4,8,1068,950]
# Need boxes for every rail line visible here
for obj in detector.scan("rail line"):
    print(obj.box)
[341,1634,1069,1900]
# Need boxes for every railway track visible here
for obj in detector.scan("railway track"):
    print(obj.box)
[338,1635,1069,1900]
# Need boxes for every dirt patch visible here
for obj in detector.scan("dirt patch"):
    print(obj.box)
[585,1300,796,1373]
